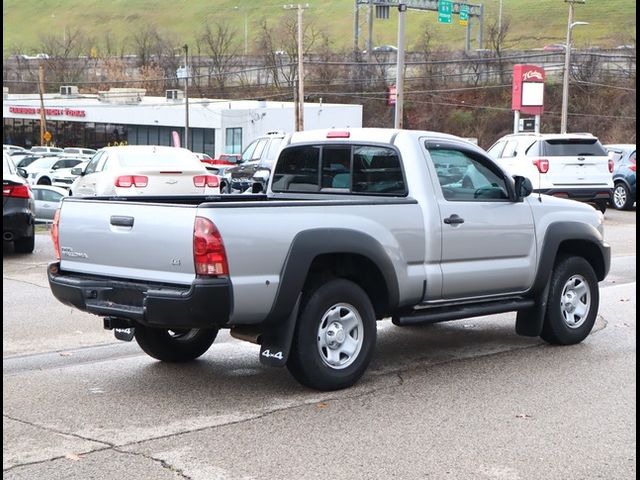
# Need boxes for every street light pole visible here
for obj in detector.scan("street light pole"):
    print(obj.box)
[183,44,189,148]
[285,4,308,131]
[394,3,407,129]
[560,0,587,134]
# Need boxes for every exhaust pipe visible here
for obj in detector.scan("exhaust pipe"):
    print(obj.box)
[230,327,262,345]
[3,232,14,241]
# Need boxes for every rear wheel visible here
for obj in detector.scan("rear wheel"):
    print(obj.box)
[37,177,51,185]
[612,182,633,210]
[134,327,218,362]
[540,256,599,345]
[287,279,376,391]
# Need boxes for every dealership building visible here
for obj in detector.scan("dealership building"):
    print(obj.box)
[2,87,362,157]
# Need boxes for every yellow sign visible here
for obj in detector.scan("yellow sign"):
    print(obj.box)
[43,131,52,142]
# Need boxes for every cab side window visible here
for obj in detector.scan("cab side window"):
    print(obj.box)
[427,145,509,201]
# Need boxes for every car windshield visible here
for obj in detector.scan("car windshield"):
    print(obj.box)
[117,149,200,168]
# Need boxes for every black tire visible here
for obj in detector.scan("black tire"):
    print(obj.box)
[594,200,607,214]
[540,256,599,345]
[37,177,51,185]
[612,182,633,210]
[14,234,35,254]
[134,327,218,362]
[287,279,377,391]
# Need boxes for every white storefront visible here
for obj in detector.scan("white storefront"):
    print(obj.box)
[2,88,363,157]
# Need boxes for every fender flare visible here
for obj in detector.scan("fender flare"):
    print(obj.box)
[516,221,610,337]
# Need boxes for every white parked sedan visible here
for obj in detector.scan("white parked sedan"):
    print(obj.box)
[70,145,220,196]
[24,157,85,185]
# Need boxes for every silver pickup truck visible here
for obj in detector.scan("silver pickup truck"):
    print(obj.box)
[48,128,611,391]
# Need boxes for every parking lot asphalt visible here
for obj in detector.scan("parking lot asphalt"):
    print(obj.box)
[2,208,636,479]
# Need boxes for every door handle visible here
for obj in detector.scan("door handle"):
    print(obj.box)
[110,216,134,227]
[443,214,465,225]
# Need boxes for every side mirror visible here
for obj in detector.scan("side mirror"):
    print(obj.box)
[71,167,83,176]
[513,175,533,200]
[17,167,28,178]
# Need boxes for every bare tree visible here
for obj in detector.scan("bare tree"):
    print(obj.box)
[38,28,91,85]
[131,26,162,68]
[486,16,511,84]
[199,23,241,93]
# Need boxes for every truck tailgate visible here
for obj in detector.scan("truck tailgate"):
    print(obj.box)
[58,199,198,284]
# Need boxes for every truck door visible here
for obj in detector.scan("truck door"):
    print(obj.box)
[425,141,537,300]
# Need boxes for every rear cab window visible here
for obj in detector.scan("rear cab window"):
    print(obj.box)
[271,143,406,195]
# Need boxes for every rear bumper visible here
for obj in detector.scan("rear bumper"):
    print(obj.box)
[3,202,35,240]
[47,262,232,329]
[535,188,612,203]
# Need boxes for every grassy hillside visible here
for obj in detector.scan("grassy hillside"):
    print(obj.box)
[3,0,637,56]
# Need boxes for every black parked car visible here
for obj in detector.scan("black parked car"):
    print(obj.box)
[605,144,636,210]
[3,152,35,253]
[220,131,287,193]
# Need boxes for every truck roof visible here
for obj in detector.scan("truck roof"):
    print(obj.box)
[287,128,477,147]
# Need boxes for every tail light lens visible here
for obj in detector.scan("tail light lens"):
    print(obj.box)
[3,184,31,198]
[193,175,219,188]
[115,175,148,188]
[532,158,549,174]
[608,159,614,173]
[51,209,61,260]
[193,217,228,276]
[630,156,636,172]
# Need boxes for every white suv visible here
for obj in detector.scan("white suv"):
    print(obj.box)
[487,133,613,212]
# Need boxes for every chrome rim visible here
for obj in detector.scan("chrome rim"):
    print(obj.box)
[168,329,198,341]
[560,275,591,329]
[613,185,627,208]
[317,303,363,370]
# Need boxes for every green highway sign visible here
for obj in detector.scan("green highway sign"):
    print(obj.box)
[459,4,469,26]
[438,0,452,24]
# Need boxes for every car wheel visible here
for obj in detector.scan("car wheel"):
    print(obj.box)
[134,327,218,362]
[14,234,35,254]
[37,177,51,185]
[540,256,599,345]
[287,279,376,391]
[612,182,633,210]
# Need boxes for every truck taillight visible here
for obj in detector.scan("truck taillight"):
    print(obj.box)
[3,184,31,198]
[608,159,614,173]
[193,217,228,276]
[51,209,61,260]
[532,158,549,174]
[115,175,148,188]
[193,175,219,188]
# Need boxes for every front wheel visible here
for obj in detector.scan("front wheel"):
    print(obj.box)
[540,256,599,345]
[134,327,218,362]
[14,233,35,254]
[287,279,377,391]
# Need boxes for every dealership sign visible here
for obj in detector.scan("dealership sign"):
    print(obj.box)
[8,106,86,117]
[511,64,545,115]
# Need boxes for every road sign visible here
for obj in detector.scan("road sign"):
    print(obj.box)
[438,0,452,24]
[459,4,469,26]
[43,131,52,142]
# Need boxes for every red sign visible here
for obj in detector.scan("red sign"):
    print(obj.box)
[387,85,397,106]
[8,106,86,117]
[512,64,545,115]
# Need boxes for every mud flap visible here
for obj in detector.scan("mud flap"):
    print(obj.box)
[259,295,301,367]
[515,283,550,337]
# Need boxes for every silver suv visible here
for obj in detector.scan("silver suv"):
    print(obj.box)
[487,133,613,212]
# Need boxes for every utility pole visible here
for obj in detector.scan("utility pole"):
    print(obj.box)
[38,65,47,145]
[285,4,308,131]
[560,0,587,134]
[394,3,407,129]
[183,44,190,148]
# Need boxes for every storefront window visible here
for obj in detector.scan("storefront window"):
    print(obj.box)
[226,128,242,154]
